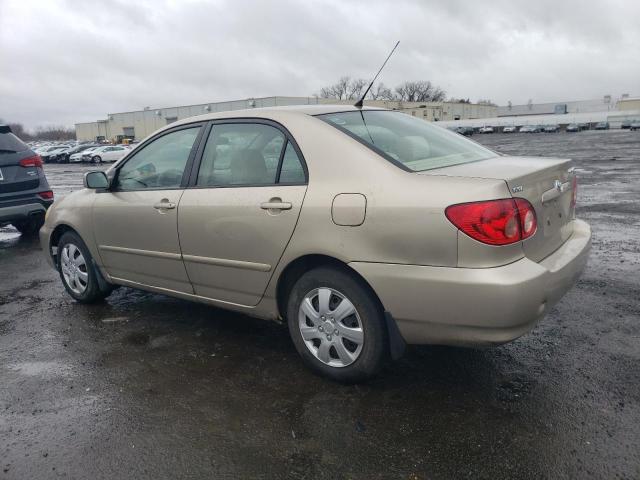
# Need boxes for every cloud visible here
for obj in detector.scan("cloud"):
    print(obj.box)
[1,0,638,130]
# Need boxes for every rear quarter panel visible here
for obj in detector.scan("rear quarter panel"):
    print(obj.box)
[258,114,514,311]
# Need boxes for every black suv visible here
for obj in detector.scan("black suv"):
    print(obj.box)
[0,125,54,235]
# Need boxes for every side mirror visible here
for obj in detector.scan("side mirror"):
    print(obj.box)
[84,171,109,189]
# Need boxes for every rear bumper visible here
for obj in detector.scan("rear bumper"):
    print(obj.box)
[350,219,591,346]
[0,199,50,224]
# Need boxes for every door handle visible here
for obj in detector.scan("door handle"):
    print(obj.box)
[153,200,176,210]
[260,200,292,211]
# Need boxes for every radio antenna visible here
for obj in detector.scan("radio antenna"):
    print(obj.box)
[354,41,400,108]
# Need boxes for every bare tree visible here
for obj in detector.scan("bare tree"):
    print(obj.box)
[347,78,367,100]
[319,76,366,100]
[449,98,471,104]
[319,77,391,100]
[395,81,446,102]
[317,78,446,102]
[7,122,28,139]
[0,120,31,141]
[0,119,75,141]
[367,83,394,100]
[33,126,76,141]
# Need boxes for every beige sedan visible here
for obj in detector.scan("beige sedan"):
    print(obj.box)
[40,106,591,382]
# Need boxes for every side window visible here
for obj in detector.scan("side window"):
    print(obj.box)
[115,127,200,190]
[196,123,284,187]
[278,142,306,183]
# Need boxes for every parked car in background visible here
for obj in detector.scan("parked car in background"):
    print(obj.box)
[54,144,93,163]
[67,144,101,163]
[70,146,100,163]
[630,121,640,131]
[502,126,517,133]
[40,145,68,163]
[544,125,560,133]
[566,124,580,133]
[457,126,474,136]
[40,106,591,382]
[595,122,610,130]
[84,145,130,163]
[520,125,542,133]
[578,123,590,131]
[478,126,494,134]
[621,120,632,129]
[0,125,54,235]
[50,145,80,163]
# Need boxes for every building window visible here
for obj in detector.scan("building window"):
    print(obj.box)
[165,117,178,125]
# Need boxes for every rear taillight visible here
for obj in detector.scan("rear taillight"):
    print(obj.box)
[445,198,537,246]
[570,176,578,209]
[19,155,43,168]
[515,198,537,240]
[38,191,54,200]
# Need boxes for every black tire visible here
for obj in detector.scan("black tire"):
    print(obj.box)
[92,155,102,163]
[57,231,113,303]
[286,266,388,383]
[13,216,44,236]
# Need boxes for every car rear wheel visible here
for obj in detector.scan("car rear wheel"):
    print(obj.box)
[286,266,388,383]
[13,216,44,236]
[57,231,112,303]
[92,155,102,163]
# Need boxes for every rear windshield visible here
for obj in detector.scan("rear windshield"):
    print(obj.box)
[0,132,28,154]
[317,110,496,171]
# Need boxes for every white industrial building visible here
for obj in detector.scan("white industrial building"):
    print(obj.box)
[75,96,497,142]
[439,96,640,130]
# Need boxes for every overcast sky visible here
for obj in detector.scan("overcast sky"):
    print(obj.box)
[1,0,639,130]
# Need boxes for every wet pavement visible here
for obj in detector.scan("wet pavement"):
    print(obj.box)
[1,131,639,479]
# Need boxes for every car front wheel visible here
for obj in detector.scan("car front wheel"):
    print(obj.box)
[287,266,388,383]
[92,155,102,163]
[57,231,112,303]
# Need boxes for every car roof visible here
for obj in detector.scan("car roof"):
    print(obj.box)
[169,104,383,128]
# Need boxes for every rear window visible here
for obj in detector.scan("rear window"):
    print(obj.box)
[317,110,496,171]
[0,132,28,154]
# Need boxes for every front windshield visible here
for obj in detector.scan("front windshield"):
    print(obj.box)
[317,110,497,171]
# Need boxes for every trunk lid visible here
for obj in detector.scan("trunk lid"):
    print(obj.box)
[421,156,575,262]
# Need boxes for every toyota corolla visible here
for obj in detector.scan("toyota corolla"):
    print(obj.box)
[40,106,591,382]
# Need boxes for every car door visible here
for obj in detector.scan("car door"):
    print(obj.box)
[105,146,125,162]
[101,147,115,161]
[178,120,308,306]
[115,146,129,161]
[93,124,204,293]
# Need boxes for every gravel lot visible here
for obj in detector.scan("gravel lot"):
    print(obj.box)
[1,130,639,479]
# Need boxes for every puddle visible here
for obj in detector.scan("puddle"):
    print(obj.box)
[0,226,21,245]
